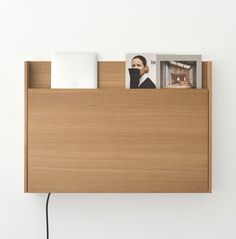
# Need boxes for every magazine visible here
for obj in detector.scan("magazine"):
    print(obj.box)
[126,54,158,89]
[126,54,202,89]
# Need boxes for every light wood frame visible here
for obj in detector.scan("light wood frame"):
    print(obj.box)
[25,61,212,193]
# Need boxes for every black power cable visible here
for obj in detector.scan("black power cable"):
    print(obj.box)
[46,193,51,239]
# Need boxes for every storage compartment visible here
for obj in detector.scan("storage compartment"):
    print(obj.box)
[25,61,212,192]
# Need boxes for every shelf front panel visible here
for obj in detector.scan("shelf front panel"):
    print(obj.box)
[27,89,209,192]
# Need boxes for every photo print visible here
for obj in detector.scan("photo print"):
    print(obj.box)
[156,55,202,89]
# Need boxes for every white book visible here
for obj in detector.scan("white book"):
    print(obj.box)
[51,52,97,89]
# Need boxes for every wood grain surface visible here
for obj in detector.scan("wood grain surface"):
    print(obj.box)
[27,88,209,192]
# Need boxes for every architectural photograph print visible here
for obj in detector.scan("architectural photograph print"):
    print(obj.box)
[156,55,202,89]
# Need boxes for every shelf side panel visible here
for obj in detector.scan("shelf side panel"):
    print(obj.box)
[24,62,30,192]
[202,61,212,90]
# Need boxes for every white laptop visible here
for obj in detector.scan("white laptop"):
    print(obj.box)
[51,52,97,89]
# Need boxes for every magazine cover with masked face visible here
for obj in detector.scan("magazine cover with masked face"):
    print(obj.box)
[126,54,159,89]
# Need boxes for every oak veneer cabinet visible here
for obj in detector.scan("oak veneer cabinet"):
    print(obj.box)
[25,61,212,193]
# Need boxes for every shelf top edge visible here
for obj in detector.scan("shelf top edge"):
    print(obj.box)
[28,88,209,93]
[25,60,212,63]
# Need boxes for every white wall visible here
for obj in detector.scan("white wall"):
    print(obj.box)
[1,0,236,238]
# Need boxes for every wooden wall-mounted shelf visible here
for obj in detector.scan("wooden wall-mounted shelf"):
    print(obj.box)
[25,61,212,193]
